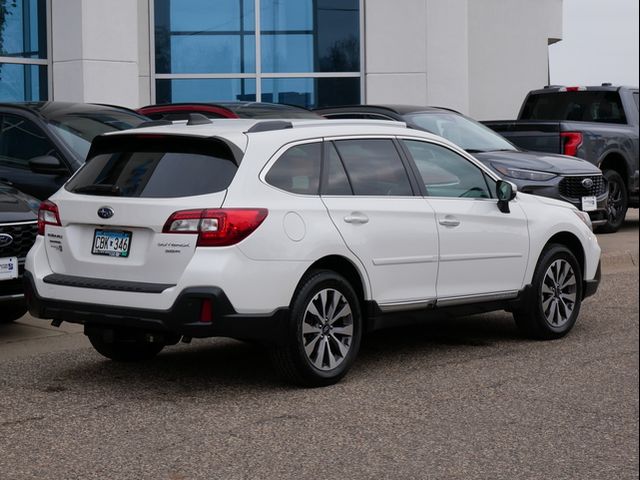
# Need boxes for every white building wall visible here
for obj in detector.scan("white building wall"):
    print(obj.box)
[364,0,563,119]
[51,0,140,106]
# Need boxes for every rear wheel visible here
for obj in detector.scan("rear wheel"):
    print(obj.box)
[270,270,362,387]
[597,169,627,233]
[88,333,165,362]
[514,244,583,340]
[0,303,26,323]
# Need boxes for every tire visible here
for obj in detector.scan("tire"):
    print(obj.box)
[270,270,362,387]
[513,244,583,340]
[597,169,628,234]
[88,333,164,362]
[0,303,27,323]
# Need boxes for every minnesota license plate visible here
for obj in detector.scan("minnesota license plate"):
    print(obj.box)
[92,230,132,257]
[0,256,18,281]
[581,196,597,212]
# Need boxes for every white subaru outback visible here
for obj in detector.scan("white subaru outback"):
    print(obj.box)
[25,118,601,387]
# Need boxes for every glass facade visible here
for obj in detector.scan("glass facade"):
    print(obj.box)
[0,0,48,101]
[154,0,360,107]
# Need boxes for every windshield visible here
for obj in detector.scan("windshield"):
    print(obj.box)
[48,111,147,160]
[406,112,517,152]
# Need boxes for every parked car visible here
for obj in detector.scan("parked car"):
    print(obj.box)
[483,85,639,232]
[0,102,149,200]
[137,101,323,121]
[316,105,608,227]
[25,118,601,386]
[0,182,39,323]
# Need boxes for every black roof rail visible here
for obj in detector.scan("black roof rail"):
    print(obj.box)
[135,119,173,128]
[543,84,563,89]
[601,82,613,86]
[246,120,293,133]
[186,113,213,125]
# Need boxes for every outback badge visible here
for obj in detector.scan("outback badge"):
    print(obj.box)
[97,207,114,219]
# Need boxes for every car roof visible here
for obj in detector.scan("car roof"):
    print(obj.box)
[138,101,322,119]
[0,101,144,119]
[101,118,449,153]
[314,104,460,116]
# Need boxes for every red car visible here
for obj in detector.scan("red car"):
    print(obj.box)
[137,102,323,121]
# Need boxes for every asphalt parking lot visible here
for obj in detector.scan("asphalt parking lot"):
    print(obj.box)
[1,211,638,480]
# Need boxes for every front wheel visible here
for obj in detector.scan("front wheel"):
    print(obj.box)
[88,333,164,362]
[270,270,362,387]
[513,244,583,340]
[597,169,628,233]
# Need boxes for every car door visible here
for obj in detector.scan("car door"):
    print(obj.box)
[320,137,439,310]
[400,138,529,303]
[0,114,68,199]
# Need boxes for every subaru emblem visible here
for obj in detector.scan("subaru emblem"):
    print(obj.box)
[0,233,13,248]
[97,207,114,219]
[581,178,594,189]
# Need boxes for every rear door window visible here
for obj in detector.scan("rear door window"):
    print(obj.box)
[0,115,62,170]
[65,135,238,198]
[333,139,413,196]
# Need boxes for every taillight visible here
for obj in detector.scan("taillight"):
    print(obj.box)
[560,132,583,157]
[163,208,268,246]
[37,200,61,235]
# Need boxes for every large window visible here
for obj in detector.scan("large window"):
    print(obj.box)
[153,0,361,108]
[0,0,48,101]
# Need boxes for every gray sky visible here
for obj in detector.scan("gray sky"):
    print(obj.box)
[549,0,639,86]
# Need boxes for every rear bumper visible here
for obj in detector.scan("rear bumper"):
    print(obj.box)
[24,271,289,345]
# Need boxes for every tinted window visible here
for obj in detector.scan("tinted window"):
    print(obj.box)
[521,91,627,124]
[633,92,639,110]
[403,140,491,199]
[334,139,412,196]
[323,142,352,195]
[265,143,321,195]
[261,77,360,109]
[0,115,60,169]
[66,136,237,198]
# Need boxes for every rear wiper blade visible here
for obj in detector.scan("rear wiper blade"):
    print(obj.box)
[73,184,121,196]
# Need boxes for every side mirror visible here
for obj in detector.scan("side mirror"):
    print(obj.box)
[29,155,67,175]
[496,180,517,213]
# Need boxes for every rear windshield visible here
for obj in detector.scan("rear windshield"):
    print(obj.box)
[65,135,238,198]
[521,91,627,124]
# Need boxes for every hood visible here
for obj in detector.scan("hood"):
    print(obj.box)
[0,183,40,223]
[473,150,602,175]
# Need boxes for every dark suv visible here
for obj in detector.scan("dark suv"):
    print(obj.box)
[0,182,39,322]
[0,102,148,200]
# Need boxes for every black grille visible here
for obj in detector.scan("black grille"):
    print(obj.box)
[0,222,38,259]
[559,175,606,199]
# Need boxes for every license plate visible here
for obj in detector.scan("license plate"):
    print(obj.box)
[92,230,132,257]
[0,256,18,281]
[581,196,597,212]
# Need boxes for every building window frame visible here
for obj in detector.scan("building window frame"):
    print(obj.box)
[148,0,365,106]
[0,0,52,100]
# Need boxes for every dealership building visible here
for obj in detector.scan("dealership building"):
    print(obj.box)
[0,0,562,119]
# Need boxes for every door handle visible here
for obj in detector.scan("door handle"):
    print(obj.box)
[344,213,369,224]
[438,216,460,227]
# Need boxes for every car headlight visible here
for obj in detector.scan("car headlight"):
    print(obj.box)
[573,209,593,231]
[492,164,557,182]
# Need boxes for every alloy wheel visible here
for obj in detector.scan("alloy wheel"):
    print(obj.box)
[301,288,354,371]
[541,259,577,328]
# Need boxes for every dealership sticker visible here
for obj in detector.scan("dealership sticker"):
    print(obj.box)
[0,256,18,281]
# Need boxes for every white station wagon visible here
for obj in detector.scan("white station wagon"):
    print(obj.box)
[25,117,601,386]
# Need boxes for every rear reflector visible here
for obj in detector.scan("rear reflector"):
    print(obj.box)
[163,208,268,246]
[37,200,61,235]
[560,132,583,157]
[200,298,213,323]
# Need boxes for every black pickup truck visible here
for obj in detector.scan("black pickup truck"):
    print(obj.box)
[484,85,639,232]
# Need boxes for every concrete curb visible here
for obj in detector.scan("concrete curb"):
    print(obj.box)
[601,250,639,274]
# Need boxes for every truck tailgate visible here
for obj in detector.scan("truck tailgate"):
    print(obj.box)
[482,120,562,154]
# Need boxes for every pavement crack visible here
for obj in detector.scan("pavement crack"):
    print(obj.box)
[0,415,45,427]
